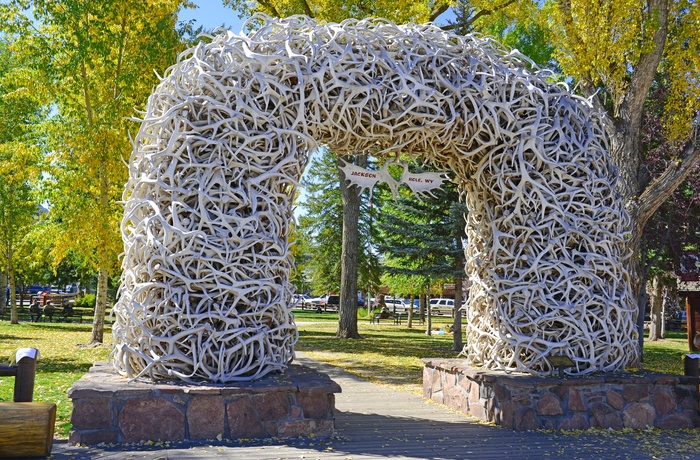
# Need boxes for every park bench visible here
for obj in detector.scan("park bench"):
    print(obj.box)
[57,310,84,323]
[0,309,32,322]
[370,312,426,325]
[0,348,56,458]
[394,313,408,324]
[369,312,412,324]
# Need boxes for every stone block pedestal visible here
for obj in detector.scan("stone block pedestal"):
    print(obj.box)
[423,358,700,431]
[68,362,341,445]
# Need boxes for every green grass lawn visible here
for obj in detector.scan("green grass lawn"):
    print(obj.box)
[0,322,111,437]
[0,315,692,438]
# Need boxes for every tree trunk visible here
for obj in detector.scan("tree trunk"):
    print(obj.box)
[91,266,109,344]
[453,264,464,352]
[7,245,17,324]
[648,275,663,341]
[407,295,415,328]
[1,270,6,317]
[336,154,364,339]
[90,163,110,344]
[425,288,432,336]
[419,293,426,324]
[661,281,678,339]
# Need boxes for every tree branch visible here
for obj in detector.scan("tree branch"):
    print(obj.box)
[429,2,451,22]
[617,0,668,135]
[301,0,313,18]
[637,125,700,226]
[470,0,518,25]
[113,14,127,101]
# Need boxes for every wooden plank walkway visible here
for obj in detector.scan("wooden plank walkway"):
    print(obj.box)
[49,353,700,459]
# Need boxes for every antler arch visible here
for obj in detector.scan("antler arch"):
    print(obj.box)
[112,14,637,382]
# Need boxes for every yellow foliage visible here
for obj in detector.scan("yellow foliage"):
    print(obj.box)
[548,0,699,139]
[2,0,191,274]
[228,0,449,24]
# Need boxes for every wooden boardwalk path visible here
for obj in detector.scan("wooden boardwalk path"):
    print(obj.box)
[49,353,700,459]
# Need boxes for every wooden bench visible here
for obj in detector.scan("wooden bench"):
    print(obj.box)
[370,313,407,324]
[0,348,56,458]
[394,313,408,324]
[0,310,32,322]
[57,311,84,323]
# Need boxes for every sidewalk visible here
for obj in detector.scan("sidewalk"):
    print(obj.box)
[48,353,700,460]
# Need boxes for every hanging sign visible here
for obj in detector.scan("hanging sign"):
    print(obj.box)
[399,165,447,197]
[339,161,446,199]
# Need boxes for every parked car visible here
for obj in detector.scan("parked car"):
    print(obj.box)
[326,295,340,311]
[308,295,327,307]
[403,298,421,314]
[292,294,311,308]
[430,298,455,316]
[429,298,467,317]
[375,297,409,313]
[27,285,47,295]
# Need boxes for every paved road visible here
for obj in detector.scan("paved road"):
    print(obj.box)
[45,354,700,460]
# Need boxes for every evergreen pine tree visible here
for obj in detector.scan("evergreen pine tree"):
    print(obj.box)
[377,163,467,347]
[297,149,381,312]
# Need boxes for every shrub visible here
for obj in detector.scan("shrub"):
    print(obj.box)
[74,293,96,308]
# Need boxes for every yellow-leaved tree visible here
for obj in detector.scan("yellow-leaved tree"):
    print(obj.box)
[0,37,42,325]
[0,0,193,342]
[542,0,700,355]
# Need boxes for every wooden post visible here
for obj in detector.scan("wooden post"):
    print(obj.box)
[14,351,37,402]
[0,402,56,457]
[686,296,700,352]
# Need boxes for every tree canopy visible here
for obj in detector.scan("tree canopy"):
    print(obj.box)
[0,0,192,340]
[0,36,43,323]
[297,149,380,296]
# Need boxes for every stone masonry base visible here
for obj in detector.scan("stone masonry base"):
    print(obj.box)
[423,358,700,431]
[68,362,341,446]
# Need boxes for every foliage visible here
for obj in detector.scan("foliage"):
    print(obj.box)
[446,0,555,69]
[0,36,43,322]
[74,293,96,309]
[548,0,699,141]
[289,222,313,294]
[223,0,450,24]
[298,151,343,295]
[297,149,381,295]
[376,164,467,296]
[641,81,700,276]
[0,322,111,437]
[0,0,193,342]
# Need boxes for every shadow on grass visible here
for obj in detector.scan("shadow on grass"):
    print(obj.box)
[36,356,95,374]
[298,327,457,359]
[643,334,689,374]
[0,334,33,341]
[26,323,97,334]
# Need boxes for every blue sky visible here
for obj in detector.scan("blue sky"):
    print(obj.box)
[177,1,455,33]
[177,2,247,32]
